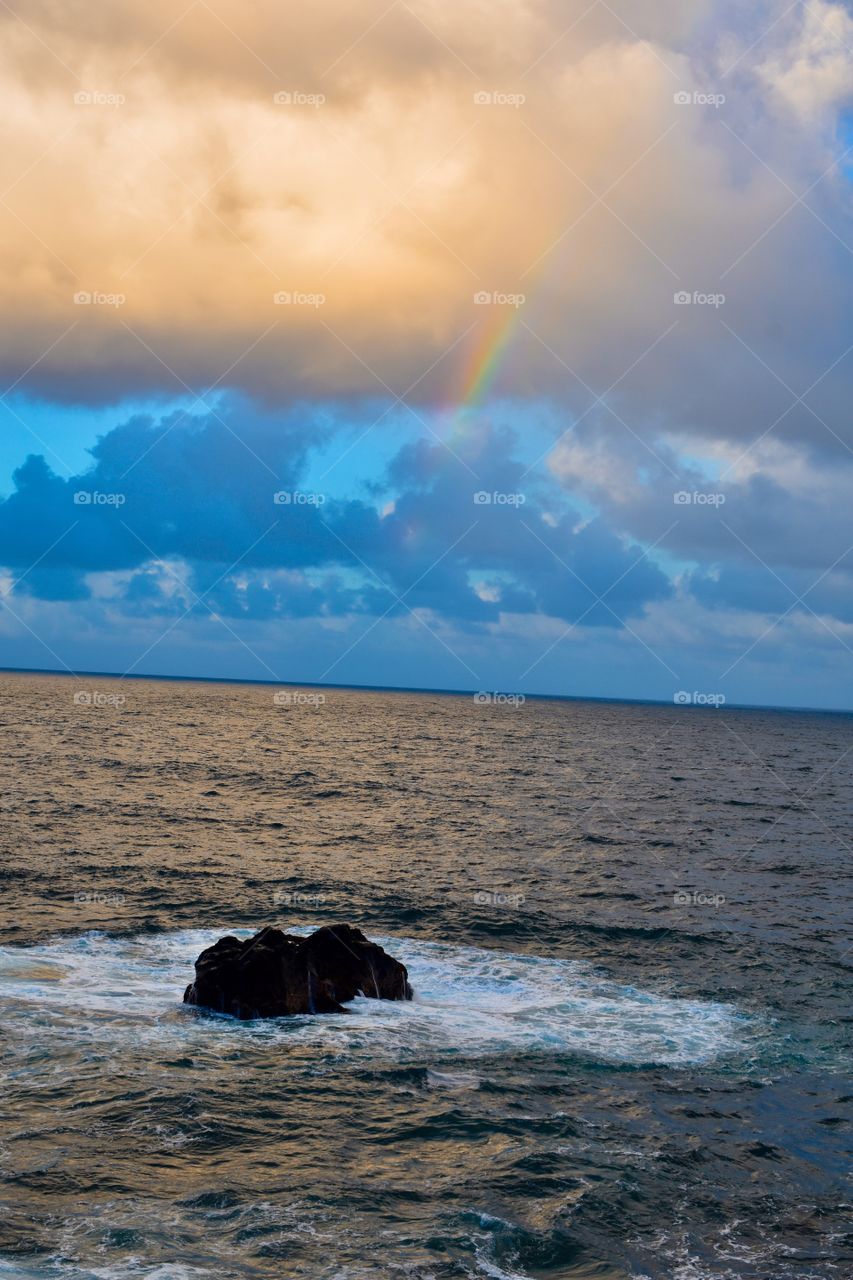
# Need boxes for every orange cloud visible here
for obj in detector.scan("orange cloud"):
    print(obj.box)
[0,0,850,448]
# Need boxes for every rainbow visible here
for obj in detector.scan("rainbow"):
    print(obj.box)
[457,305,521,406]
[442,297,528,435]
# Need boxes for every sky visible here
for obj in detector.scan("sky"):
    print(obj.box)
[1,0,853,708]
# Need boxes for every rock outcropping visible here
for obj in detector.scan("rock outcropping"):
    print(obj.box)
[183,924,413,1018]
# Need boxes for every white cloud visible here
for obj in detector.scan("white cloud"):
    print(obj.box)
[757,1,853,119]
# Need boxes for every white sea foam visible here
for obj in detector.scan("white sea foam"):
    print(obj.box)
[0,1265,212,1280]
[0,928,748,1067]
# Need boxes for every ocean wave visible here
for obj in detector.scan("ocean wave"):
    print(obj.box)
[0,1265,214,1280]
[0,928,749,1068]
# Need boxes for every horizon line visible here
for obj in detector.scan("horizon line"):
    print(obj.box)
[0,664,850,717]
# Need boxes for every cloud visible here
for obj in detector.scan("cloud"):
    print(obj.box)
[0,399,672,630]
[757,0,853,119]
[2,1,853,706]
[0,0,849,467]
[548,413,853,581]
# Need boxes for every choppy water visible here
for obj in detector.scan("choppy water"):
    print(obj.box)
[1,673,851,1279]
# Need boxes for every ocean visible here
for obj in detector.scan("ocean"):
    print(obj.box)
[1,672,851,1279]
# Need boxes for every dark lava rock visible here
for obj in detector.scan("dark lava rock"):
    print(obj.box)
[183,924,413,1018]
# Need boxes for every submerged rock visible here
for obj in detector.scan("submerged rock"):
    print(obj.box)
[183,924,413,1018]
